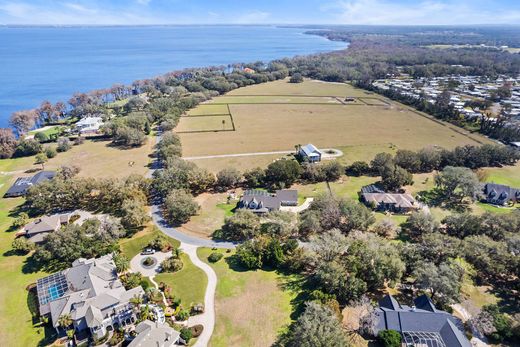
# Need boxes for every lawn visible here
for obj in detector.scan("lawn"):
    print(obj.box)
[28,125,63,137]
[0,171,55,347]
[197,248,300,347]
[187,153,291,174]
[187,104,230,116]
[44,138,155,178]
[119,225,180,260]
[155,253,207,306]
[176,115,234,133]
[179,91,491,161]
[481,162,520,187]
[178,193,233,239]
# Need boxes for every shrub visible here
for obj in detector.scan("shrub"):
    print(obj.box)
[12,237,35,254]
[378,329,402,347]
[143,257,155,266]
[289,73,304,83]
[189,324,204,338]
[208,252,223,263]
[180,327,193,342]
[56,137,72,152]
[11,212,29,228]
[176,309,190,322]
[161,257,183,273]
[44,146,57,158]
[14,139,42,157]
[74,136,85,145]
[148,235,172,252]
[34,132,50,143]
[346,161,371,176]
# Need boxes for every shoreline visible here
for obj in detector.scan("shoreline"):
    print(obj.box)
[0,26,348,130]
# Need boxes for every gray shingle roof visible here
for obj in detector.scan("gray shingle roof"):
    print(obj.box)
[4,171,56,197]
[375,295,470,347]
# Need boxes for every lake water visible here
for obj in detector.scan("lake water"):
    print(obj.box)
[0,25,346,127]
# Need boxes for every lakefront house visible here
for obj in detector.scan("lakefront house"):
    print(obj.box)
[36,255,144,340]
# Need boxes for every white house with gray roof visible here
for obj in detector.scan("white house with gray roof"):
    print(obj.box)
[36,254,144,339]
[129,320,181,347]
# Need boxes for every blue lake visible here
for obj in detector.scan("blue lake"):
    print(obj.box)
[0,25,346,127]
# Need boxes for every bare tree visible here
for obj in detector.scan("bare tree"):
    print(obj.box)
[0,128,17,158]
[9,109,38,135]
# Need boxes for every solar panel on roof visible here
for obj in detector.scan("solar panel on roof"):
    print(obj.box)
[36,272,69,305]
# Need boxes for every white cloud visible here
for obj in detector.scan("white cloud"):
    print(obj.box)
[135,0,152,5]
[323,0,520,25]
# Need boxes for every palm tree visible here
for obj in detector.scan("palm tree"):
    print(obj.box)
[130,294,143,312]
[57,314,73,330]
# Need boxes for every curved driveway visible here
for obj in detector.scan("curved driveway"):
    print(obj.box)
[151,205,237,249]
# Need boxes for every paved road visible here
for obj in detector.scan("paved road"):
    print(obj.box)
[182,243,218,347]
[151,205,237,249]
[183,148,343,161]
[183,150,294,160]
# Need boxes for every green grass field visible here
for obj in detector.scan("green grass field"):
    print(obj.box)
[155,253,207,306]
[187,104,230,116]
[197,248,299,347]
[119,225,180,259]
[0,172,54,347]
[176,115,234,133]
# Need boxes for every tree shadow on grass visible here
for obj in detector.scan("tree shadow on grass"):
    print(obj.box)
[417,189,471,213]
[224,254,250,273]
[26,284,58,346]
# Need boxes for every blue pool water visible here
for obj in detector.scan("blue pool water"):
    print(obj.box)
[0,25,347,127]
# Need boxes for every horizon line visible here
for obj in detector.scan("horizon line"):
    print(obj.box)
[2,23,520,28]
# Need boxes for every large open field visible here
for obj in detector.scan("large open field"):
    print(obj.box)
[177,79,492,171]
[197,248,299,347]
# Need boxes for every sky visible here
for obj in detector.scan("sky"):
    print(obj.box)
[0,0,519,26]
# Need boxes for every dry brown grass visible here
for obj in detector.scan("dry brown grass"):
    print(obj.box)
[187,153,292,173]
[177,192,229,239]
[179,102,492,158]
[44,138,154,178]
[227,78,374,97]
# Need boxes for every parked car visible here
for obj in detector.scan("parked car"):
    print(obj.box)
[141,248,155,255]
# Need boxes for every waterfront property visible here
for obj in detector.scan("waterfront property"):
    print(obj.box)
[128,320,181,347]
[74,116,104,135]
[237,189,298,214]
[483,183,520,206]
[36,255,144,340]
[4,171,56,197]
[374,294,471,347]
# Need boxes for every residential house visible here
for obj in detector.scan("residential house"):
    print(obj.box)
[360,185,418,213]
[374,294,470,347]
[36,255,144,339]
[4,171,56,197]
[75,116,104,134]
[298,144,322,163]
[238,189,298,214]
[18,213,70,244]
[128,320,181,347]
[483,183,520,206]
